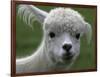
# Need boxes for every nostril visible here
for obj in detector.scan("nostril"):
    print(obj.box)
[62,44,72,51]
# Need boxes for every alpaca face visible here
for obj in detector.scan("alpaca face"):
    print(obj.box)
[43,8,85,64]
[43,23,80,63]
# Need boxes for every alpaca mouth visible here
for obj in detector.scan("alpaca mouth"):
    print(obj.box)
[62,54,73,60]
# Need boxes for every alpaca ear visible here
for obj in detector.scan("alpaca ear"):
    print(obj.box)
[18,5,48,27]
[84,22,92,44]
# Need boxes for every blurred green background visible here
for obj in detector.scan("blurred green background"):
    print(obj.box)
[16,5,96,70]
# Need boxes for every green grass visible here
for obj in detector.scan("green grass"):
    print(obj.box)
[16,5,96,70]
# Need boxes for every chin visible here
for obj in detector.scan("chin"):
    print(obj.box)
[61,55,75,64]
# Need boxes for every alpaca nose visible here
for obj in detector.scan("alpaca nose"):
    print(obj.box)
[62,44,72,52]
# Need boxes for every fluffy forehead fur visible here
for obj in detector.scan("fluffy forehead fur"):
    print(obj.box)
[44,8,86,36]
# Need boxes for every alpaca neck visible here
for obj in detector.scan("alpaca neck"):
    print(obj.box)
[28,39,54,71]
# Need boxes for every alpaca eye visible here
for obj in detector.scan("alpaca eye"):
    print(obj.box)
[75,33,80,39]
[49,32,55,38]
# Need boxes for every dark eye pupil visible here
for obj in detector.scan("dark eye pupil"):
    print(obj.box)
[49,32,55,38]
[76,33,80,39]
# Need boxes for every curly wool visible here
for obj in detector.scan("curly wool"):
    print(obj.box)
[44,8,86,36]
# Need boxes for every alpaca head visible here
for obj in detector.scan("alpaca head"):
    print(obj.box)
[18,5,92,64]
[42,8,92,64]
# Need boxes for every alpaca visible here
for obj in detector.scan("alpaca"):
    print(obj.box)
[16,5,92,73]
